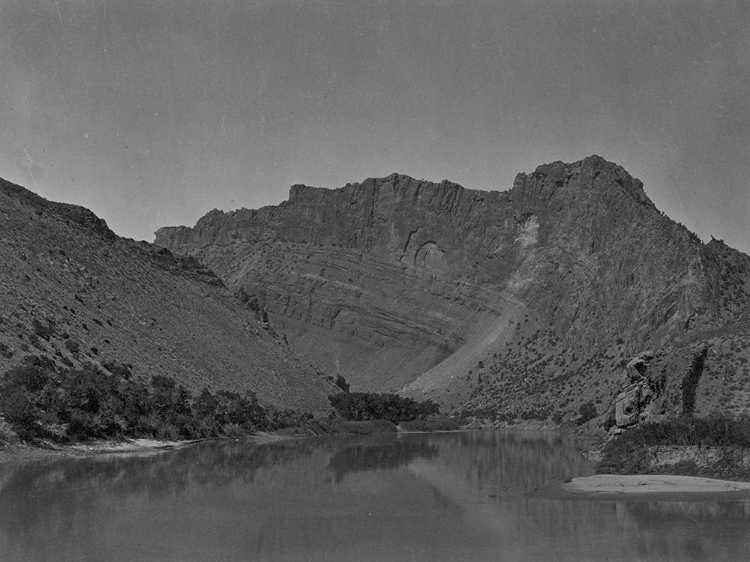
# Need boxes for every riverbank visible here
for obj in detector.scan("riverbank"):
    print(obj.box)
[0,435,235,464]
[0,419,463,464]
[0,431,296,465]
[595,415,750,480]
[0,438,182,464]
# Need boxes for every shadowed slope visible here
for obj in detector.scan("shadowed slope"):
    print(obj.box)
[0,177,336,413]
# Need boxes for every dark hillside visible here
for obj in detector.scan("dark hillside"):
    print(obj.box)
[0,177,336,414]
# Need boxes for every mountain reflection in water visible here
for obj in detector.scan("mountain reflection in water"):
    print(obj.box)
[326,434,439,483]
[1,431,749,562]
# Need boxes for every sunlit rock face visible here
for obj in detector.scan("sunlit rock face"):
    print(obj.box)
[156,156,750,419]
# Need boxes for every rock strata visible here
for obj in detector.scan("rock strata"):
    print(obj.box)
[156,156,750,420]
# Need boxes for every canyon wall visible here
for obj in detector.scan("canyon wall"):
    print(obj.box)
[156,156,750,420]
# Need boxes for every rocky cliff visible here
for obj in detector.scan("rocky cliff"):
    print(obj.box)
[156,156,750,422]
[0,177,337,413]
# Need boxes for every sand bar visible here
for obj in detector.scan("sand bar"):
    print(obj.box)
[0,432,301,464]
[539,474,750,501]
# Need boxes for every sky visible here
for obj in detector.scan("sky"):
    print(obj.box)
[1,0,748,254]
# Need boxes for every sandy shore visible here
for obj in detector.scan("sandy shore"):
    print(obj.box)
[537,474,750,501]
[0,432,293,464]
[0,438,192,464]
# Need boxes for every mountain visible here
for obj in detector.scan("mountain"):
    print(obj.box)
[156,156,750,425]
[0,177,337,414]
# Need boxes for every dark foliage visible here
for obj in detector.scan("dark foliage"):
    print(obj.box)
[0,356,300,443]
[0,342,13,359]
[399,418,460,432]
[334,375,350,393]
[328,392,439,423]
[323,419,398,435]
[31,318,56,341]
[681,347,707,416]
[598,414,750,477]
[520,407,552,421]
[577,402,597,425]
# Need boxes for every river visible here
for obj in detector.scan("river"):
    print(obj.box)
[1,430,748,561]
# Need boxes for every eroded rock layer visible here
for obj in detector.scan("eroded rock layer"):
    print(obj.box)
[156,156,750,420]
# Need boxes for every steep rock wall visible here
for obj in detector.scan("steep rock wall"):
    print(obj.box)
[156,156,750,417]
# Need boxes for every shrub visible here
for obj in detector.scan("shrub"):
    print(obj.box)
[335,375,350,393]
[682,348,708,416]
[329,392,439,423]
[598,414,750,476]
[577,402,597,425]
[0,342,13,359]
[399,419,460,432]
[0,357,280,443]
[0,385,37,439]
[102,361,132,380]
[31,318,55,340]
[325,419,397,434]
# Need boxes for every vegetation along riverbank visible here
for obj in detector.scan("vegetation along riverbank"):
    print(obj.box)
[596,414,750,481]
[0,355,451,463]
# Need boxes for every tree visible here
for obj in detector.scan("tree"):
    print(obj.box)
[577,402,597,425]
[335,375,350,393]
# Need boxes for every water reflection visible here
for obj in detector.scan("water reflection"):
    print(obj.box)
[326,433,439,483]
[0,431,748,562]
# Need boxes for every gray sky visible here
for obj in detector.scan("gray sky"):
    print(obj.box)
[1,0,748,254]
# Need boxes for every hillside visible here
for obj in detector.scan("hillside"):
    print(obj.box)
[155,156,750,424]
[0,177,337,414]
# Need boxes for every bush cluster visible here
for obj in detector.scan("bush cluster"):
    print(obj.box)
[577,402,597,425]
[598,414,750,476]
[328,392,439,423]
[519,407,552,421]
[0,356,302,443]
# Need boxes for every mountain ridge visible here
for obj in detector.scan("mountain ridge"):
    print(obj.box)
[156,156,750,425]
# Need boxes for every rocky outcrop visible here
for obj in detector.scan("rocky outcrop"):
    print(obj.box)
[615,386,643,428]
[613,352,657,428]
[156,156,750,419]
[608,346,716,431]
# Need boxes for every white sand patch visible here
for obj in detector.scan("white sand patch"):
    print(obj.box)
[562,474,750,495]
[68,438,187,455]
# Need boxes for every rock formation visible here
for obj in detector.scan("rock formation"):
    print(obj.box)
[156,156,750,422]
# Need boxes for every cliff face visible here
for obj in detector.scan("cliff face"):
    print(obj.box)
[0,178,337,414]
[156,156,750,419]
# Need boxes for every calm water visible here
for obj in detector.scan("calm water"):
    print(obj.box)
[1,430,749,562]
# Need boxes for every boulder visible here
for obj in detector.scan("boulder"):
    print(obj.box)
[615,384,641,427]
